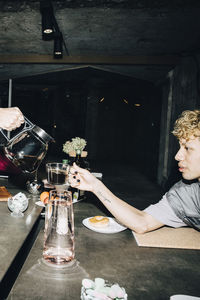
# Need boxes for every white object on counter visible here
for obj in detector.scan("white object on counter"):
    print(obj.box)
[81,278,127,300]
[170,295,200,300]
[8,192,29,217]
[82,217,127,234]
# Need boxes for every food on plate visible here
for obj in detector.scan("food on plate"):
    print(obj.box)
[40,191,49,204]
[89,216,109,228]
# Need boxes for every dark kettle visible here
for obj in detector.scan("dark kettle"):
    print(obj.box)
[0,116,54,173]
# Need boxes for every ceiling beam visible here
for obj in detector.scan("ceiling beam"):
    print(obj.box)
[0,55,180,65]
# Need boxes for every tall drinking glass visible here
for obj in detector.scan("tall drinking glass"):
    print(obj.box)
[43,190,74,265]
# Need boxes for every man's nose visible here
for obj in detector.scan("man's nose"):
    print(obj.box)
[175,148,184,161]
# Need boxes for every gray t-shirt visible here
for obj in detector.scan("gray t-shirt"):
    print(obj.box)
[145,180,200,229]
[144,193,187,228]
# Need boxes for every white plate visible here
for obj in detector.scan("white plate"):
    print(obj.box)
[170,296,200,300]
[82,217,127,234]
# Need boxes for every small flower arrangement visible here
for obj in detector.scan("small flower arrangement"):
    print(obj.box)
[81,278,127,300]
[63,137,87,155]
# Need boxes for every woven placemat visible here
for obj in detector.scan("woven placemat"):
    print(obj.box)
[133,226,200,250]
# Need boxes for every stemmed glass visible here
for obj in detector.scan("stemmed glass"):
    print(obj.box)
[26,163,44,195]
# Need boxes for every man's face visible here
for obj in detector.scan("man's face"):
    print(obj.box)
[175,136,200,181]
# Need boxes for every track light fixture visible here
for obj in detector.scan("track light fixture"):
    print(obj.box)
[54,31,63,58]
[40,0,69,57]
[40,0,54,41]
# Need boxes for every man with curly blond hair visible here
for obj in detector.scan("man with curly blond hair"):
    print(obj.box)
[69,109,200,233]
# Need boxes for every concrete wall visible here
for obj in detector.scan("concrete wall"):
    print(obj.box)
[84,79,162,180]
[157,55,200,189]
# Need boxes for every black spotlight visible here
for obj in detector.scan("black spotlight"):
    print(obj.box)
[40,0,54,41]
[54,31,63,59]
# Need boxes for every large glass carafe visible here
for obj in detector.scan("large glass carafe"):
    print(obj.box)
[43,190,75,265]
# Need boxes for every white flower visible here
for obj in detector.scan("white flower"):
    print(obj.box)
[71,137,87,152]
[109,284,126,298]
[63,137,87,155]
[82,279,94,289]
[81,278,127,300]
[63,141,73,154]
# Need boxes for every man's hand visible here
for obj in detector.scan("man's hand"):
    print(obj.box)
[0,107,24,131]
[69,163,99,192]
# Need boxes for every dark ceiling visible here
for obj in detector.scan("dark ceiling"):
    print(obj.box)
[0,0,200,85]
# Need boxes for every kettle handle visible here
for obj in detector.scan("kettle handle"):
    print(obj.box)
[0,116,35,143]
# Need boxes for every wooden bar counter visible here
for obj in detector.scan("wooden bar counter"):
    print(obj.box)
[6,197,200,300]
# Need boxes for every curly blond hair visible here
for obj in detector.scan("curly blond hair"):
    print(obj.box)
[172,110,200,140]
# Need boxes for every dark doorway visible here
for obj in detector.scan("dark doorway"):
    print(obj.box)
[0,67,162,182]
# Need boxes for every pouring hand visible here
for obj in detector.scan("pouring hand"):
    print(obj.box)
[0,107,24,131]
[69,163,99,192]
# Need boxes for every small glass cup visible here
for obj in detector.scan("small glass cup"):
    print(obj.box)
[43,190,74,265]
[8,192,29,218]
[46,162,70,186]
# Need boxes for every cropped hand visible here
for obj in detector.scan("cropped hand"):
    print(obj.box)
[69,163,99,192]
[0,107,24,131]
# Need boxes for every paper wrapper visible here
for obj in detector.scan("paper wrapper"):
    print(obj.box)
[133,226,200,250]
[69,151,87,158]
